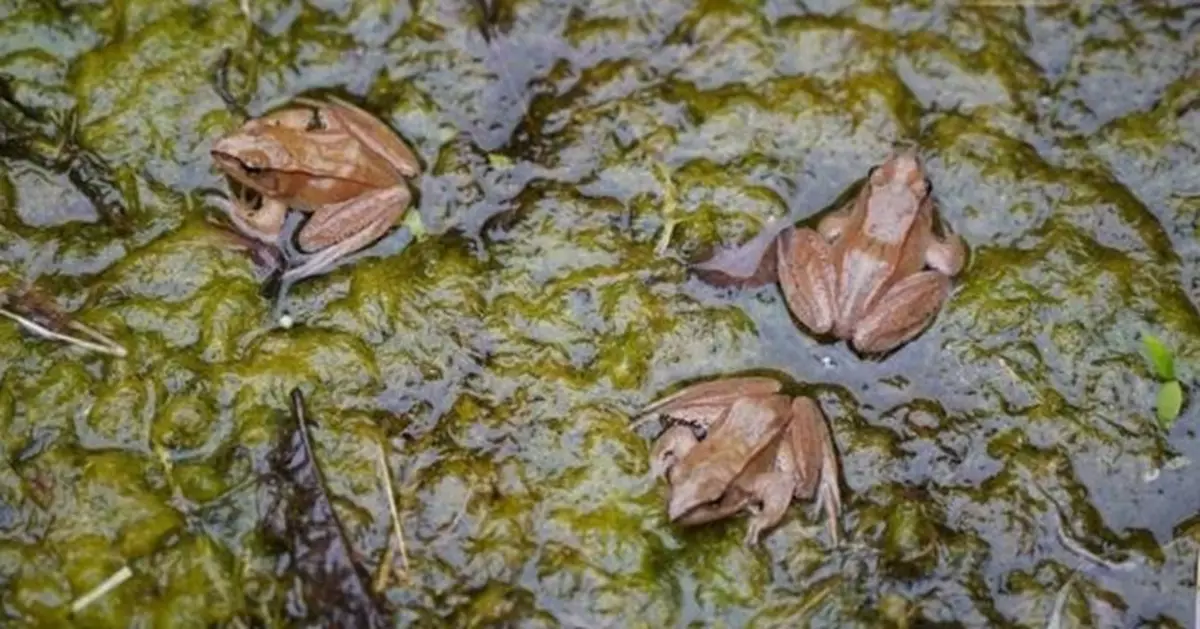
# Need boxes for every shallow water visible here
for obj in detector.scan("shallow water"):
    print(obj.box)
[1,0,1199,626]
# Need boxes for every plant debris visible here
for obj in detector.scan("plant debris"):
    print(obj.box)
[373,442,410,589]
[0,286,127,357]
[0,77,131,227]
[1141,332,1186,428]
[264,389,390,629]
[69,565,133,615]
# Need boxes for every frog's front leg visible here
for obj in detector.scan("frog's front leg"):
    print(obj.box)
[850,271,951,354]
[777,227,837,335]
[741,470,796,546]
[925,231,967,278]
[285,185,411,281]
[650,425,699,483]
[225,196,288,245]
[816,199,855,241]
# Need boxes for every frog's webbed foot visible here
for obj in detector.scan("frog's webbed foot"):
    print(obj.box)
[813,468,842,546]
[809,427,843,546]
[777,227,836,336]
[850,271,951,354]
[284,186,411,282]
[691,219,792,288]
[787,396,842,545]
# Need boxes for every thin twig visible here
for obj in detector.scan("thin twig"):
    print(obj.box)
[374,443,410,579]
[0,309,127,357]
[1054,515,1139,572]
[70,565,133,614]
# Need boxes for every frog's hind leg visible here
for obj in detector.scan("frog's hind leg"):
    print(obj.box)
[850,270,950,354]
[777,227,836,336]
[283,186,411,282]
[742,471,796,547]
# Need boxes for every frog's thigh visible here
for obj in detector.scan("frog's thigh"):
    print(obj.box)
[851,271,950,354]
[297,186,410,251]
[286,187,410,281]
[777,228,836,335]
[743,471,796,546]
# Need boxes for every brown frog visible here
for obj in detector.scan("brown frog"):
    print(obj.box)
[211,96,421,282]
[777,149,966,353]
[640,377,842,546]
[689,150,966,354]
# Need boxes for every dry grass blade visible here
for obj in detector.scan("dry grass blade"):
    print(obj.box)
[372,543,396,593]
[1046,572,1078,629]
[70,565,133,614]
[1054,514,1139,572]
[0,308,127,357]
[375,442,410,581]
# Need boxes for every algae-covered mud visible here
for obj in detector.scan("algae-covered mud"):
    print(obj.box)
[1,1,1199,626]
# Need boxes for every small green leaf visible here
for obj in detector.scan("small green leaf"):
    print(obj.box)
[487,153,513,169]
[1157,380,1184,427]
[401,210,426,239]
[1142,334,1175,381]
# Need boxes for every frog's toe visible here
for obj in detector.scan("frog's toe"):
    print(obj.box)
[743,524,763,547]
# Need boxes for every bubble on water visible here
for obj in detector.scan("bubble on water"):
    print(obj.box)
[279,314,294,329]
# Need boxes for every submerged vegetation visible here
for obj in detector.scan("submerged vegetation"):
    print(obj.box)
[0,0,1199,627]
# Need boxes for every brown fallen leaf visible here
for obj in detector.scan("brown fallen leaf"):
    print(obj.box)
[263,389,390,629]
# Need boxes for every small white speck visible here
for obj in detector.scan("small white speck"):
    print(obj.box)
[279,315,294,329]
[1143,467,1160,483]
[822,356,836,368]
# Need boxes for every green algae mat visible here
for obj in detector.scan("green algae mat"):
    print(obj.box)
[2,1,1199,627]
